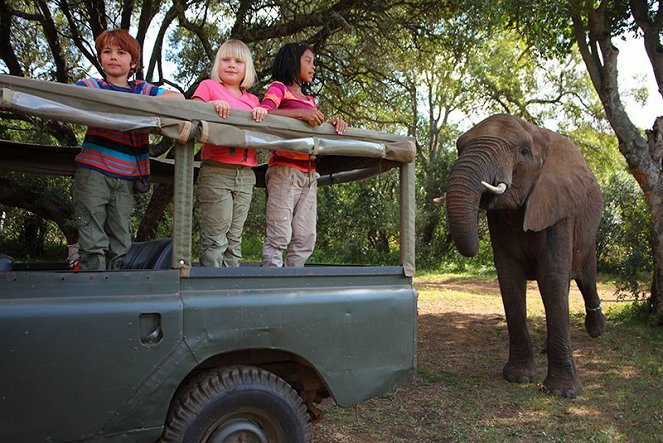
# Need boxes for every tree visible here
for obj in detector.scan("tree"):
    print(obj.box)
[0,0,432,248]
[404,15,611,268]
[577,0,663,322]
[498,0,663,321]
[3,0,651,293]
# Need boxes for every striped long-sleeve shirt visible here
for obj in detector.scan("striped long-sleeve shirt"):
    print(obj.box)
[75,78,165,179]
[260,81,318,172]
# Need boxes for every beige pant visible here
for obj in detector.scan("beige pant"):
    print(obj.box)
[197,164,255,267]
[262,165,318,267]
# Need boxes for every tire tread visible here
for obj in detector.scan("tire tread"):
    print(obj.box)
[159,365,311,443]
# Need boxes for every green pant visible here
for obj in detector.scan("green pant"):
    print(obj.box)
[73,168,134,271]
[197,163,255,267]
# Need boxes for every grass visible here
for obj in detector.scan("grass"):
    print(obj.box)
[311,273,663,443]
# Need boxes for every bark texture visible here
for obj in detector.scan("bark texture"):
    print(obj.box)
[572,0,663,321]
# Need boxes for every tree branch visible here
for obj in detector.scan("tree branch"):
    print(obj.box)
[146,5,178,82]
[629,0,663,100]
[0,1,24,76]
[37,0,70,83]
[59,0,102,74]
[174,0,214,61]
[134,0,160,79]
[84,0,107,38]
[120,0,133,30]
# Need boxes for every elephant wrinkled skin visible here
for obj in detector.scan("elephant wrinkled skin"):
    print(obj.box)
[445,114,606,398]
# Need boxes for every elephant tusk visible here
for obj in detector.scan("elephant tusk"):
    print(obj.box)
[433,195,445,205]
[481,181,507,194]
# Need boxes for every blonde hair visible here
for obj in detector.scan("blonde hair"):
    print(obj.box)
[210,39,256,88]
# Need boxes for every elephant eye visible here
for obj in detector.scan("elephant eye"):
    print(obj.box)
[520,147,529,156]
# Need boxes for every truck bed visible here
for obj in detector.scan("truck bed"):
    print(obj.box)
[0,263,416,442]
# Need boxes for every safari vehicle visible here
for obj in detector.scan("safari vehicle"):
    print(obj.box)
[0,75,417,442]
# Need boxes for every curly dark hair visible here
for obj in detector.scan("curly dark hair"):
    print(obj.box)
[271,42,314,95]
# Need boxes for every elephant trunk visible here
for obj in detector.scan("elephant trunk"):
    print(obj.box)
[446,163,482,257]
[445,152,496,257]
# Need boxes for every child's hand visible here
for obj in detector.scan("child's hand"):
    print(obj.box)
[330,118,348,134]
[161,90,185,99]
[211,100,231,118]
[252,106,268,122]
[300,108,326,126]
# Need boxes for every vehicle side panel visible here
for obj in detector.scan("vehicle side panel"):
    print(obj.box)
[0,270,191,442]
[181,266,417,407]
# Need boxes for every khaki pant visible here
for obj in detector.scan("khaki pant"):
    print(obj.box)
[197,164,255,267]
[262,165,317,267]
[73,168,134,271]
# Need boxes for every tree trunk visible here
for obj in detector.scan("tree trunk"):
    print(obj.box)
[646,118,663,319]
[135,183,174,241]
[0,177,77,245]
[572,3,663,323]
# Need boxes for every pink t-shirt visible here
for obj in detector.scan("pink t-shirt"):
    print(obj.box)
[261,81,317,172]
[193,79,260,167]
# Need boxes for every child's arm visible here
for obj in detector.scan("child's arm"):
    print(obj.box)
[159,90,185,99]
[265,108,346,134]
[329,117,347,134]
[191,97,265,122]
[265,108,326,127]
[194,97,231,118]
[252,106,268,122]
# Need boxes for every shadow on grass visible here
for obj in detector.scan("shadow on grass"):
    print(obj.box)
[312,307,663,443]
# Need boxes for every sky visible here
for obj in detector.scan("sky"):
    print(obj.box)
[27,26,663,131]
[615,37,662,129]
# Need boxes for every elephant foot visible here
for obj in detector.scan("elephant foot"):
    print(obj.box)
[503,362,538,384]
[585,307,606,338]
[543,375,582,398]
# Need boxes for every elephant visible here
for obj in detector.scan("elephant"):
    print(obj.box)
[444,114,606,398]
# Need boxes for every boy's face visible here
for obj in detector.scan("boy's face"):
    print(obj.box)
[99,44,135,80]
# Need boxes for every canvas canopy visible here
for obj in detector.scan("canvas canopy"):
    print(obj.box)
[0,74,416,276]
[0,75,415,182]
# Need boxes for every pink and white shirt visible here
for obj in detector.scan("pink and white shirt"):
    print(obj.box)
[193,79,260,167]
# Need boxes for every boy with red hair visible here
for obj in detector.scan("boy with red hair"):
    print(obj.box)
[73,29,183,271]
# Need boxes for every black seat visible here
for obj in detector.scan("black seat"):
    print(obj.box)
[122,238,173,270]
[0,254,13,271]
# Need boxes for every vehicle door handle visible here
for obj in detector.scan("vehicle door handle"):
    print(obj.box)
[139,313,163,345]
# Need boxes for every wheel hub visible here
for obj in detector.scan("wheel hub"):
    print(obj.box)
[207,418,268,443]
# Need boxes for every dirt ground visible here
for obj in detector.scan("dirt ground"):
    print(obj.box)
[309,278,625,442]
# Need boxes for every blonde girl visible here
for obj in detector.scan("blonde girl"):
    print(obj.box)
[193,40,267,267]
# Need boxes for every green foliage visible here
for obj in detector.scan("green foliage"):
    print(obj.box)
[1,0,658,312]
[597,171,652,299]
[314,172,401,265]
[240,187,267,262]
[168,23,222,89]
[564,121,624,180]
[605,300,652,325]
[0,205,66,260]
[494,0,633,61]
[501,0,576,59]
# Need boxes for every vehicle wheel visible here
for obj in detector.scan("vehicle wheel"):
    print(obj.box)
[160,365,311,443]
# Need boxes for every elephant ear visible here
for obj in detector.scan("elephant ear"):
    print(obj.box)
[523,132,597,232]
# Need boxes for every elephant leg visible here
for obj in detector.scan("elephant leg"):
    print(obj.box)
[574,248,606,338]
[488,215,537,383]
[499,271,537,384]
[538,223,582,398]
[491,242,537,383]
